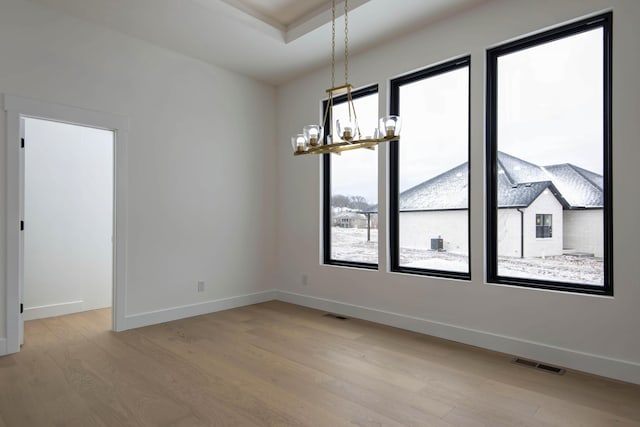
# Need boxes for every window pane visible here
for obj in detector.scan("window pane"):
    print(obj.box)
[392,61,470,276]
[490,19,610,289]
[327,90,378,265]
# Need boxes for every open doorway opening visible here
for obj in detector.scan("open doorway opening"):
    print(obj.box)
[5,94,129,355]
[23,118,114,329]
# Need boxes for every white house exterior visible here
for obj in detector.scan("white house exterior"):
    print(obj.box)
[332,209,367,228]
[400,210,468,255]
[396,152,603,259]
[497,189,565,258]
[564,209,604,257]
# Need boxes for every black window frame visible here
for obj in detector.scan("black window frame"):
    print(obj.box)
[486,12,613,295]
[389,56,471,280]
[535,214,553,239]
[322,84,379,269]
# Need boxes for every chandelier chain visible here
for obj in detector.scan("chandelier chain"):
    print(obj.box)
[344,0,349,84]
[331,0,336,88]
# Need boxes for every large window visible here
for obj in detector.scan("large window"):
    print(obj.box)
[486,13,612,294]
[389,57,471,279]
[323,85,379,268]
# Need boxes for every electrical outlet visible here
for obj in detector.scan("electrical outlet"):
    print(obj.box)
[301,274,308,286]
[197,281,205,292]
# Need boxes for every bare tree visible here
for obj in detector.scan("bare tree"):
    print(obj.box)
[331,194,351,208]
[349,195,370,211]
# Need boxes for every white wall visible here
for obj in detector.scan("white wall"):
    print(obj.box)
[23,118,113,320]
[276,0,640,383]
[564,209,604,257]
[400,210,468,254]
[0,0,277,334]
[497,208,522,257]
[523,192,564,258]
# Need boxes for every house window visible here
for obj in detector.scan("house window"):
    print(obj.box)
[323,85,379,268]
[536,214,552,238]
[486,13,612,295]
[389,57,471,279]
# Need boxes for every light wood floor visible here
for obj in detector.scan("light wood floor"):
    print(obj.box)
[1,301,639,426]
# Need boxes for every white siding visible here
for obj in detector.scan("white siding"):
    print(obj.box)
[399,210,468,255]
[564,210,604,257]
[497,192,564,258]
[523,191,564,258]
[497,209,523,257]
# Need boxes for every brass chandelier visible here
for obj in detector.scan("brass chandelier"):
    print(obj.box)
[291,0,401,156]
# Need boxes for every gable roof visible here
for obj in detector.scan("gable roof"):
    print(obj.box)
[497,151,549,184]
[399,163,468,211]
[396,151,602,212]
[498,180,569,209]
[542,164,603,208]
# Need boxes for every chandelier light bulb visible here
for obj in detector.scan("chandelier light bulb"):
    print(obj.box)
[380,115,402,139]
[337,118,356,141]
[291,134,308,152]
[303,125,323,147]
[385,119,396,136]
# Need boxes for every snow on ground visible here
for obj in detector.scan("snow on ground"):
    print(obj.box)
[498,255,604,286]
[331,227,604,285]
[331,228,378,264]
[402,252,468,272]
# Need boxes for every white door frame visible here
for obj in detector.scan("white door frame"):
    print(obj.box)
[4,94,129,353]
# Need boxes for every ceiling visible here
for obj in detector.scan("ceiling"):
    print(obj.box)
[27,0,490,85]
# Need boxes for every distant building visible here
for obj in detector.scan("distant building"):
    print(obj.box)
[332,208,368,229]
[398,152,603,258]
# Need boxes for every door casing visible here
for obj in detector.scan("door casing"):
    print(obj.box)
[4,94,129,354]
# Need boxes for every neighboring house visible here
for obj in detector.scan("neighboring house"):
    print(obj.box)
[332,208,368,229]
[399,163,470,255]
[397,151,604,258]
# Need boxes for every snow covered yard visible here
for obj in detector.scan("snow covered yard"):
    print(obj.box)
[331,227,604,285]
[498,255,604,286]
[331,227,378,264]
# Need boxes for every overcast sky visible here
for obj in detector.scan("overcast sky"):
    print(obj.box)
[331,26,604,203]
[399,66,469,192]
[331,93,379,203]
[498,27,603,174]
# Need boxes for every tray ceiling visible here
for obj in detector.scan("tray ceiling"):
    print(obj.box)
[26,0,490,85]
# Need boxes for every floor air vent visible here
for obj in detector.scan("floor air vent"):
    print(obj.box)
[512,357,565,375]
[323,313,349,321]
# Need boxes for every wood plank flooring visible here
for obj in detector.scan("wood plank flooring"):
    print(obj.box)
[1,301,639,426]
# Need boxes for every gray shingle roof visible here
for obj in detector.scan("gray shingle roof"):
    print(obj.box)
[497,180,569,208]
[395,151,602,211]
[498,151,548,184]
[399,163,468,211]
[543,164,603,207]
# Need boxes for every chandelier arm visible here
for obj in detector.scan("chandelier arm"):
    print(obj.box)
[346,87,353,123]
[344,89,360,139]
[350,101,362,138]
[322,92,333,143]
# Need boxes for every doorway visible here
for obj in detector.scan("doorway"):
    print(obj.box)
[4,95,129,354]
[23,118,113,326]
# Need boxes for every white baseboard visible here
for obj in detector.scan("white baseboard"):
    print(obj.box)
[275,290,640,385]
[10,289,637,384]
[23,300,84,321]
[124,290,278,330]
[0,338,7,356]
